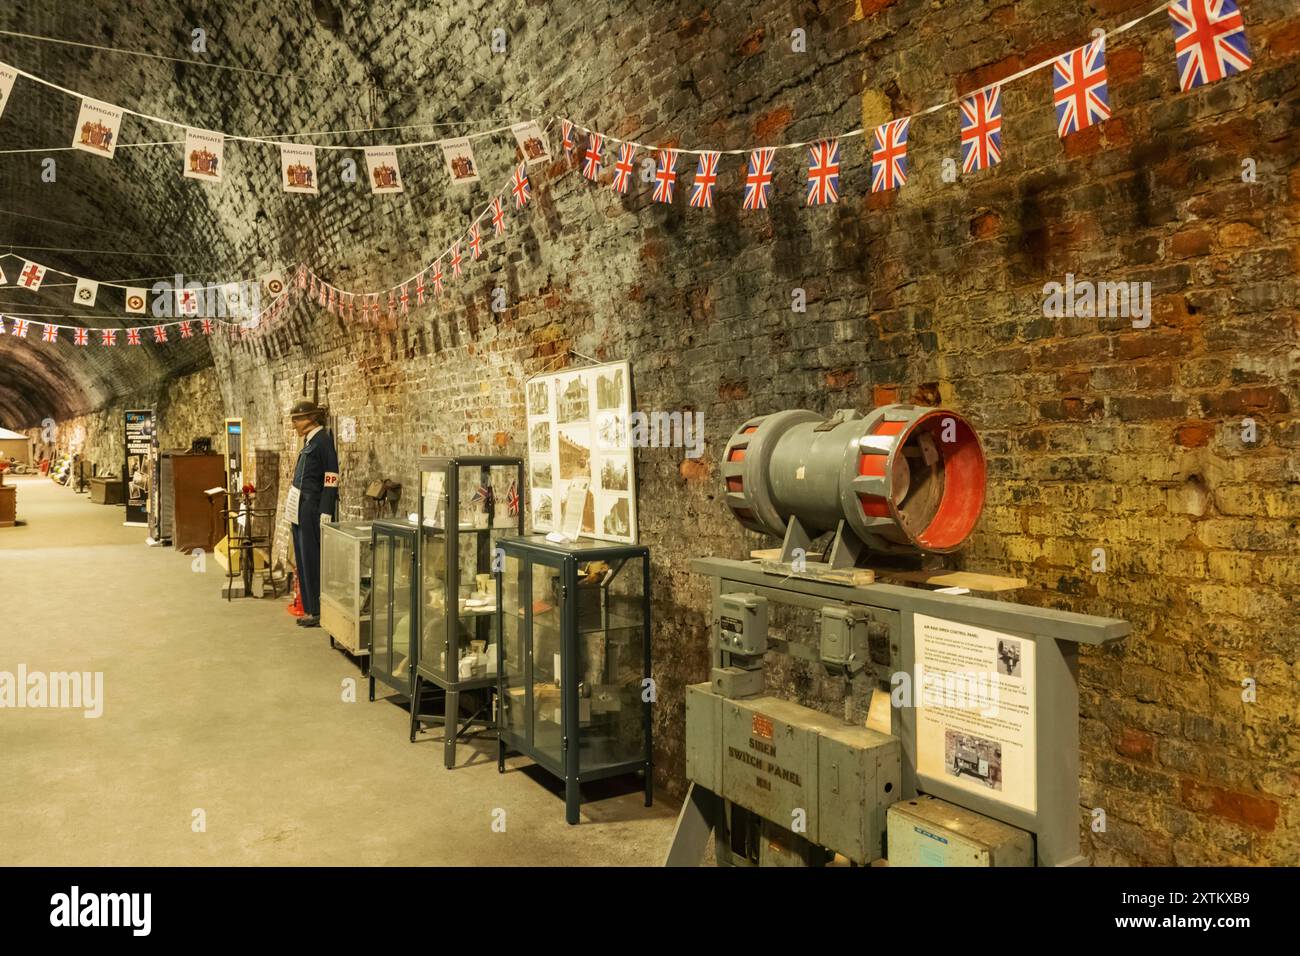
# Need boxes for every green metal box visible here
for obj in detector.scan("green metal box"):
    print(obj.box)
[887,795,1034,867]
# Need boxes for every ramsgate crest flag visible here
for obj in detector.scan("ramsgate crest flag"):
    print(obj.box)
[183,128,224,183]
[363,146,403,195]
[511,120,551,166]
[280,144,319,195]
[0,63,17,120]
[440,137,480,185]
[71,98,124,159]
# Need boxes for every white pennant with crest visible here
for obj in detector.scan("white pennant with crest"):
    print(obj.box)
[364,146,403,194]
[183,128,224,182]
[280,144,319,194]
[73,278,98,307]
[124,287,148,314]
[71,98,124,158]
[0,63,17,120]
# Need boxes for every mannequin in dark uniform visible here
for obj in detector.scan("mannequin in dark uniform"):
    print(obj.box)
[288,399,339,628]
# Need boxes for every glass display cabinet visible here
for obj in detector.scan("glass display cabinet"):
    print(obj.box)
[415,456,525,768]
[320,520,374,669]
[495,535,653,824]
[367,518,417,704]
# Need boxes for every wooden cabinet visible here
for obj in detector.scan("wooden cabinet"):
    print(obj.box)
[168,453,225,553]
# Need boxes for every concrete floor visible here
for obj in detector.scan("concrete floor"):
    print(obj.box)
[0,475,678,865]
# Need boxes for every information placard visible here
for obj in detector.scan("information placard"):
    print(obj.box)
[123,409,154,526]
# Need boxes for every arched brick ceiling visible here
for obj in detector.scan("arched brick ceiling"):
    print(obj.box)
[0,0,530,427]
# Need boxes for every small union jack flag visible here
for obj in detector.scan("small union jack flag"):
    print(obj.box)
[180,320,193,338]
[507,480,519,516]
[153,325,167,343]
[510,163,531,208]
[0,317,5,335]
[469,223,483,260]
[74,327,88,346]
[400,283,410,314]
[582,133,603,181]
[871,118,910,192]
[743,148,774,210]
[471,483,495,513]
[561,119,575,154]
[1168,0,1251,92]
[652,149,678,203]
[318,282,328,306]
[491,196,506,236]
[612,143,636,194]
[296,265,307,289]
[690,151,721,209]
[127,327,141,345]
[806,139,840,205]
[12,319,29,338]
[328,287,337,314]
[201,318,213,335]
[960,86,1003,173]
[433,260,445,294]
[369,294,381,320]
[1053,41,1111,137]
[42,323,58,343]
[451,242,462,276]
[416,272,427,305]
[100,328,116,347]
[388,290,396,319]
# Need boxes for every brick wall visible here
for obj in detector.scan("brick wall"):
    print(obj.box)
[26,0,1300,863]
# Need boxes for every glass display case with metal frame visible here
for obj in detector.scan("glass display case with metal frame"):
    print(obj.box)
[415,456,525,767]
[495,535,653,824]
[320,519,374,670]
[367,518,417,704]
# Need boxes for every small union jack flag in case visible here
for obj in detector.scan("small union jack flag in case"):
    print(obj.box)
[1168,0,1251,92]
[42,323,58,343]
[507,479,520,516]
[127,327,141,345]
[871,118,910,192]
[491,196,506,236]
[180,321,193,338]
[100,328,117,347]
[511,163,531,208]
[960,86,1003,173]
[582,133,603,181]
[153,325,167,343]
[433,260,445,294]
[12,319,29,338]
[652,149,678,203]
[1053,41,1110,137]
[612,144,636,194]
[743,148,774,210]
[74,327,88,346]
[201,318,213,335]
[469,223,483,260]
[806,139,840,205]
[690,151,721,209]
[471,482,495,513]
[416,272,427,305]
[450,242,462,276]
[400,283,410,314]
[561,119,575,154]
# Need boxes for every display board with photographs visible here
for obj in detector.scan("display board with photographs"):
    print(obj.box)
[525,360,636,543]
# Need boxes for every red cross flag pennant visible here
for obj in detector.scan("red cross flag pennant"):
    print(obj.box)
[124,287,148,314]
[176,289,199,316]
[18,260,46,291]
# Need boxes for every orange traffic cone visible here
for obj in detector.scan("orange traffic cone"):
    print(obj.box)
[288,572,305,617]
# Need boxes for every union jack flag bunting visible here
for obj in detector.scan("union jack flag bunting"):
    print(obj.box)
[416,272,427,305]
[433,260,445,294]
[1168,0,1251,91]
[450,242,462,276]
[388,290,396,319]
[296,265,307,289]
[612,143,636,194]
[690,151,720,209]
[871,118,910,192]
[959,86,1003,173]
[510,163,531,208]
[42,323,58,343]
[1052,41,1111,137]
[180,321,193,338]
[491,196,506,236]
[561,119,575,154]
[507,480,520,516]
[153,326,167,343]
[400,283,410,314]
[582,133,603,181]
[127,327,141,346]
[652,149,678,203]
[74,327,88,346]
[100,328,116,347]
[12,319,29,338]
[469,223,483,260]
[0,316,5,334]
[806,139,840,205]
[743,148,774,210]
[318,282,328,306]
[201,318,213,335]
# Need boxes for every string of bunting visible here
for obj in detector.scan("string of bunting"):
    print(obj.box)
[0,0,1255,350]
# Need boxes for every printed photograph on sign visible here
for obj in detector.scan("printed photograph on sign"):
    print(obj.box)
[183,128,224,182]
[529,420,550,455]
[597,493,630,538]
[364,146,403,194]
[596,411,627,451]
[556,424,591,480]
[0,64,17,119]
[597,455,629,492]
[532,489,553,525]
[71,98,124,158]
[554,374,588,424]
[439,137,481,185]
[511,120,551,165]
[280,144,319,194]
[945,730,1002,791]
[595,366,625,410]
[527,379,549,416]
